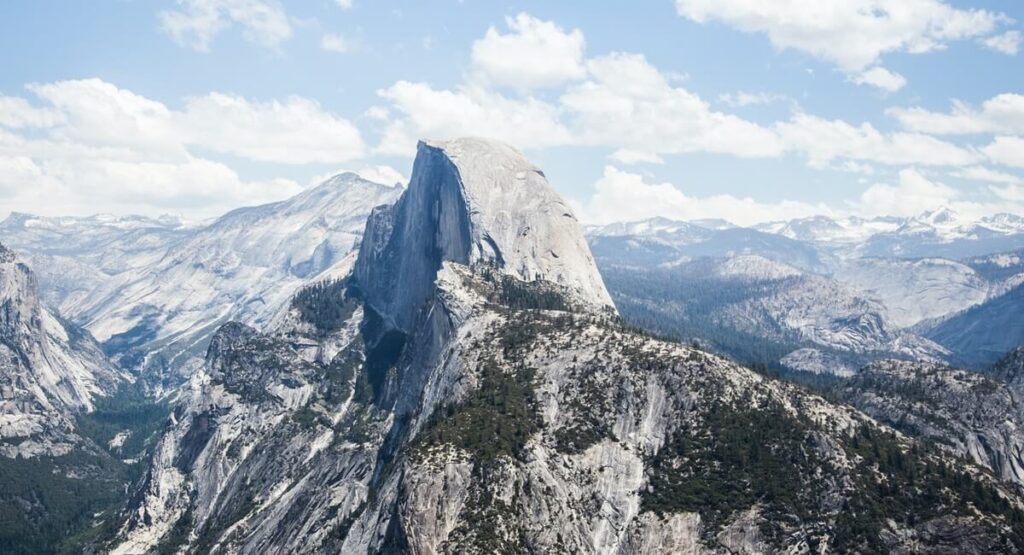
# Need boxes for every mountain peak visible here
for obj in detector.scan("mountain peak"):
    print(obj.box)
[916,206,960,226]
[355,137,614,333]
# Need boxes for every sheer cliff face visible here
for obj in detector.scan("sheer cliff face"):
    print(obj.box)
[355,138,613,334]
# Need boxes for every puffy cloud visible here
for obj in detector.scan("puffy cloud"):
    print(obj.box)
[374,81,572,155]
[471,13,586,89]
[775,113,980,167]
[983,136,1024,168]
[159,0,292,51]
[992,184,1024,203]
[951,166,1022,185]
[578,166,830,226]
[376,52,783,160]
[0,78,365,218]
[982,30,1022,55]
[888,93,1024,135]
[854,168,1024,219]
[609,149,664,165]
[0,96,65,129]
[674,0,1009,89]
[854,169,959,217]
[180,93,365,164]
[26,79,181,155]
[320,33,350,53]
[851,66,907,92]
[0,152,300,218]
[15,79,364,165]
[562,53,785,158]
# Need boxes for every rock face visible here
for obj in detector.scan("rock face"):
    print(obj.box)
[113,139,1024,554]
[836,354,1024,487]
[0,243,128,457]
[356,138,614,334]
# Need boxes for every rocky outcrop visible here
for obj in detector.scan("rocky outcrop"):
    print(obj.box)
[355,137,613,336]
[836,356,1024,486]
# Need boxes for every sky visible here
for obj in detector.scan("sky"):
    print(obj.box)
[1,0,1023,226]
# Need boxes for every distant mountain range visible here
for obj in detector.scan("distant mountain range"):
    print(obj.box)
[586,209,1024,374]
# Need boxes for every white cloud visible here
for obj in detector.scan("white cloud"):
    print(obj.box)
[578,166,830,226]
[992,184,1024,203]
[19,79,365,165]
[562,53,785,158]
[853,168,1024,219]
[471,13,586,89]
[180,93,365,163]
[889,93,1024,135]
[354,165,406,187]
[854,169,959,217]
[0,78,366,218]
[951,166,1022,185]
[376,52,783,160]
[374,81,572,155]
[159,0,292,51]
[0,96,64,129]
[675,0,1009,87]
[334,0,353,9]
[775,113,980,167]
[983,136,1024,168]
[851,66,907,92]
[982,30,1022,55]
[609,149,664,165]
[320,33,350,53]
[717,91,787,107]
[26,79,182,155]
[0,151,301,218]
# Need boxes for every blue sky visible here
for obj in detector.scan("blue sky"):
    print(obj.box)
[1,0,1022,225]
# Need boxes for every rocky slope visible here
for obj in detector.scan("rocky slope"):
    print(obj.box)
[836,350,1024,487]
[832,257,995,328]
[5,173,404,391]
[0,243,156,552]
[598,255,946,376]
[921,282,1024,368]
[111,139,1024,554]
[0,242,129,457]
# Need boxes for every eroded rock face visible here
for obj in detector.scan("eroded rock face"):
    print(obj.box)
[355,138,613,336]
